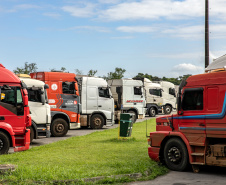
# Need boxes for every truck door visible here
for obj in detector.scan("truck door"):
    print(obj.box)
[178,87,206,145]
[86,86,98,114]
[98,87,113,114]
[148,88,163,106]
[61,81,80,117]
[27,87,47,124]
[133,86,144,110]
[205,86,225,137]
[0,86,26,134]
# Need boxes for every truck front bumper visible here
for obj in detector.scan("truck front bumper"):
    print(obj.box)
[148,146,160,162]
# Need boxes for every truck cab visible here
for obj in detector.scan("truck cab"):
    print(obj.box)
[78,76,114,129]
[0,64,31,154]
[148,62,226,171]
[18,74,51,142]
[30,72,80,137]
[108,79,146,123]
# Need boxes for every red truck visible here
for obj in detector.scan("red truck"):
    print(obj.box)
[148,69,226,172]
[0,64,31,154]
[30,72,80,137]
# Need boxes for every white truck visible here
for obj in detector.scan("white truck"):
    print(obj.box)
[77,76,114,129]
[18,74,51,142]
[134,78,176,117]
[159,81,176,114]
[108,79,146,123]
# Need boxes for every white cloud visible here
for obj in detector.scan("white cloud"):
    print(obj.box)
[62,26,110,33]
[148,52,202,59]
[62,3,96,18]
[117,26,156,33]
[98,0,121,4]
[111,36,134,39]
[43,13,61,18]
[172,63,203,73]
[7,4,40,13]
[99,0,204,21]
[99,0,226,21]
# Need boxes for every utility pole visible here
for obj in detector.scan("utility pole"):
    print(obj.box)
[205,0,209,68]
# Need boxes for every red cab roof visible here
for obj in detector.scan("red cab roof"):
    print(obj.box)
[30,72,77,82]
[0,64,21,84]
[186,71,226,87]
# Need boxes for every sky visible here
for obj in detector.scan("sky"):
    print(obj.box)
[1,0,226,78]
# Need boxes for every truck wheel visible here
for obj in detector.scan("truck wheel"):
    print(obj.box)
[28,127,34,143]
[0,132,10,154]
[51,118,68,137]
[149,107,156,117]
[90,114,104,129]
[164,138,188,171]
[128,110,137,123]
[164,105,172,114]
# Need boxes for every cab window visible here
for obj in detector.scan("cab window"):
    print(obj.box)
[134,86,142,95]
[27,89,41,102]
[62,82,75,94]
[149,89,162,96]
[99,87,110,98]
[182,88,203,111]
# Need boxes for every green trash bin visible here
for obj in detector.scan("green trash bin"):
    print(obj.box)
[120,113,134,137]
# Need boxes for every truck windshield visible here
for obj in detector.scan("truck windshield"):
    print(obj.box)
[149,89,162,96]
[99,87,110,98]
[27,89,42,102]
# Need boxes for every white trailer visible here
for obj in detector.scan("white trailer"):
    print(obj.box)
[78,76,114,129]
[18,75,51,142]
[108,79,146,123]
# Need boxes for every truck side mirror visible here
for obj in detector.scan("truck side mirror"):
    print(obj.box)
[22,89,28,106]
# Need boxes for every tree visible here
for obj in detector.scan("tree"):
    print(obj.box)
[105,67,126,80]
[87,70,97,76]
[75,69,83,75]
[61,67,67,72]
[13,62,38,74]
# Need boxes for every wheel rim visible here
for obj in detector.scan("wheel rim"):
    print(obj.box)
[0,139,3,150]
[151,109,155,116]
[55,123,65,133]
[93,117,101,126]
[165,106,171,113]
[167,146,182,164]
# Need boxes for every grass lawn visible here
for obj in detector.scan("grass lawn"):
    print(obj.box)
[0,118,167,184]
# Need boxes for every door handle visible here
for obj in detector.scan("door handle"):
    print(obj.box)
[199,123,205,126]
[0,116,5,120]
[62,106,66,108]
[98,105,102,107]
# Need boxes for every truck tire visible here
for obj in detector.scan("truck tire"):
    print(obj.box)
[149,107,156,117]
[164,138,188,171]
[164,105,172,114]
[90,114,104,129]
[28,126,34,143]
[51,118,68,137]
[128,110,137,123]
[0,132,10,154]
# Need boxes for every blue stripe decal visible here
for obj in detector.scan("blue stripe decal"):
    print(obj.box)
[173,92,226,120]
[180,127,206,131]
[180,127,226,131]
